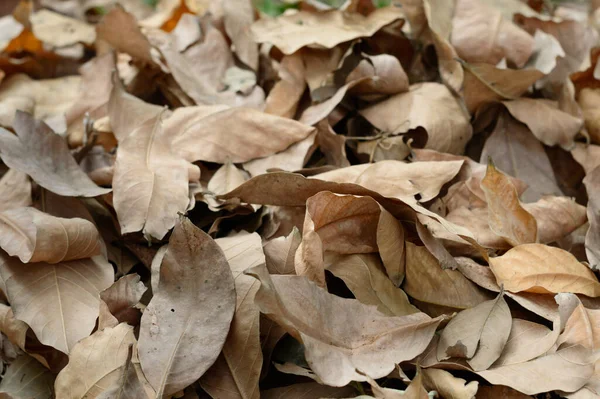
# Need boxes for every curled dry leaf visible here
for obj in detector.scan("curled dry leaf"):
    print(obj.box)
[403,242,491,311]
[99,274,147,327]
[502,98,583,150]
[0,169,31,212]
[2,255,114,354]
[54,323,136,399]
[489,243,600,296]
[0,303,27,353]
[247,265,445,386]
[325,253,419,316]
[199,233,265,399]
[360,83,472,154]
[346,54,409,97]
[0,207,102,264]
[0,355,55,399]
[113,111,198,239]
[250,6,404,55]
[0,111,110,197]
[451,0,534,67]
[437,291,512,371]
[477,345,595,395]
[480,160,538,246]
[138,217,235,396]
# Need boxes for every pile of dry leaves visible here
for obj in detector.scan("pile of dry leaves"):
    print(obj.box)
[1,0,600,397]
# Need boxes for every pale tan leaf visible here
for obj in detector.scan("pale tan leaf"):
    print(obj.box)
[476,345,595,395]
[584,166,600,270]
[523,196,586,245]
[113,111,198,239]
[265,52,306,119]
[0,112,110,197]
[261,383,355,399]
[346,54,409,97]
[208,161,248,195]
[54,323,136,399]
[97,346,148,399]
[481,160,537,246]
[100,274,147,327]
[250,6,404,55]
[247,265,444,386]
[403,243,491,310]
[489,244,600,296]
[264,227,301,275]
[0,207,102,263]
[0,169,31,212]
[30,9,95,47]
[572,143,600,175]
[558,295,600,350]
[503,98,583,149]
[461,62,543,114]
[5,256,113,354]
[165,106,315,164]
[437,292,512,371]
[0,355,54,399]
[325,253,419,317]
[480,111,562,202]
[138,217,235,396]
[493,318,559,366]
[579,88,600,144]
[421,368,478,399]
[199,233,265,399]
[223,0,258,71]
[451,0,534,67]
[0,303,27,352]
[360,83,472,154]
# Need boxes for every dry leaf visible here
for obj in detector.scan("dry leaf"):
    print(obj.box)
[264,227,301,275]
[572,143,600,175]
[325,253,419,316]
[0,169,31,212]
[199,233,265,399]
[523,196,586,245]
[0,111,110,197]
[97,346,148,399]
[265,52,306,119]
[99,274,147,327]
[488,244,600,296]
[54,323,136,398]
[493,318,560,366]
[360,83,472,154]
[30,9,95,48]
[421,368,478,399]
[262,383,355,399]
[250,6,404,55]
[0,355,54,399]
[579,88,600,144]
[138,217,235,396]
[247,264,444,386]
[477,345,595,395]
[584,166,600,270]
[557,294,600,350]
[0,304,27,353]
[480,160,538,246]
[437,291,512,371]
[223,0,258,71]
[0,207,102,263]
[451,0,534,68]
[3,255,114,354]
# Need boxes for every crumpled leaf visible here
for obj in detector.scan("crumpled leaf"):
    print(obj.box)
[480,160,538,246]
[0,111,110,197]
[247,264,445,387]
[138,217,235,396]
[0,354,55,399]
[54,323,136,398]
[0,207,103,263]
[437,291,512,371]
[250,6,405,55]
[360,83,472,154]
[99,274,147,328]
[3,254,114,354]
[489,243,600,296]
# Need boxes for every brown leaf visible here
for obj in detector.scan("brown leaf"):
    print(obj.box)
[264,227,301,275]
[97,346,148,399]
[325,253,419,316]
[481,160,538,246]
[223,0,257,71]
[346,54,409,97]
[480,111,562,202]
[475,385,533,398]
[199,233,265,399]
[451,0,534,67]
[250,6,404,55]
[112,111,198,239]
[0,355,54,399]
[523,196,586,245]
[0,207,102,263]
[461,62,543,114]
[1,253,113,354]
[584,166,600,270]
[0,169,31,212]
[403,242,492,310]
[261,383,355,399]
[489,244,600,296]
[138,217,235,396]
[0,112,110,197]
[54,323,136,398]
[572,143,600,175]
[476,345,595,395]
[164,106,315,164]
[0,304,27,353]
[557,294,600,350]
[578,88,600,144]
[502,98,583,149]
[247,265,445,386]
[99,274,147,327]
[360,83,472,154]
[437,291,512,371]
[265,53,306,119]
